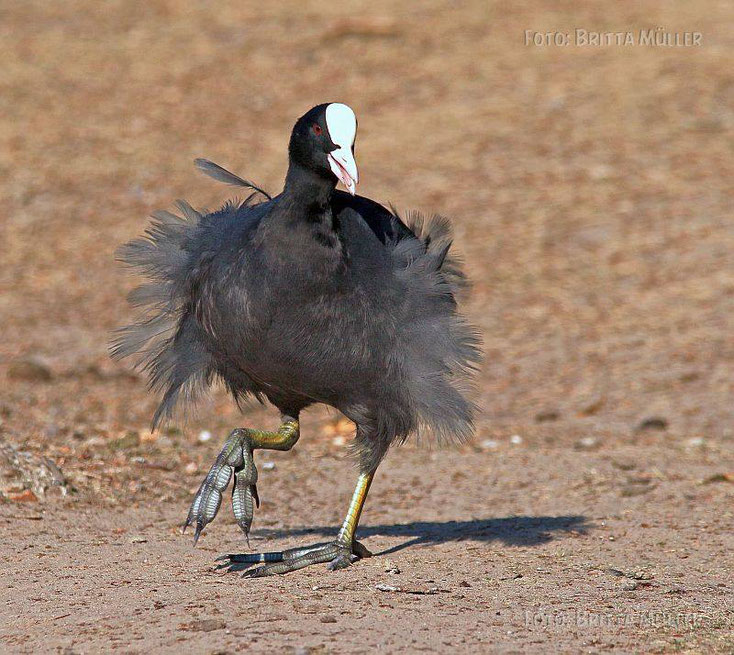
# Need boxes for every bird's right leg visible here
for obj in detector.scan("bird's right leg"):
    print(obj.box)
[183,416,299,545]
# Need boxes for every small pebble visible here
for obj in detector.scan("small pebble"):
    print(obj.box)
[701,473,734,484]
[580,396,605,416]
[534,410,559,423]
[7,489,38,503]
[510,434,523,445]
[383,559,400,574]
[636,417,668,432]
[8,357,53,382]
[480,439,499,450]
[319,615,337,624]
[187,618,226,632]
[198,430,212,443]
[686,437,705,448]
[262,462,276,471]
[140,430,157,443]
[630,569,654,580]
[130,535,147,544]
[184,462,198,474]
[577,436,597,449]
[376,583,399,592]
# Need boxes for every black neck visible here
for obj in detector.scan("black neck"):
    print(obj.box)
[282,161,336,213]
[266,160,342,253]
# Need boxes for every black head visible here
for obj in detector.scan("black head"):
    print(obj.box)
[288,103,359,195]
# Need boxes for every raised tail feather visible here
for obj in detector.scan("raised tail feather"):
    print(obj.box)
[194,158,272,200]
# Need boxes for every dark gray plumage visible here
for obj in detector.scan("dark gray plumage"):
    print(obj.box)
[113,103,480,575]
[112,104,480,471]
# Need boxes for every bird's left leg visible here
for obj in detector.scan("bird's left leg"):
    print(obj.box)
[183,416,300,545]
[219,469,376,576]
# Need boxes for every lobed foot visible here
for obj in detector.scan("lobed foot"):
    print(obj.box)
[216,540,373,577]
[183,428,258,545]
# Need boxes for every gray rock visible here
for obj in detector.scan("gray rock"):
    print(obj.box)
[8,357,53,382]
[0,440,66,498]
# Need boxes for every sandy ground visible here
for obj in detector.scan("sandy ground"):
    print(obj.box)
[1,1,732,653]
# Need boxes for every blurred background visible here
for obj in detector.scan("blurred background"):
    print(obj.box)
[1,2,732,651]
[2,1,731,475]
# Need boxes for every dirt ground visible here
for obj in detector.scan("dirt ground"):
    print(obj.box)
[1,1,732,653]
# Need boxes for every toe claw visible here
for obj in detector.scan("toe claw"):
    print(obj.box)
[353,540,373,559]
[193,522,203,546]
[326,557,350,571]
[241,566,268,579]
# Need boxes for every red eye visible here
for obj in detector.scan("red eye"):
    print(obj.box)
[312,123,322,135]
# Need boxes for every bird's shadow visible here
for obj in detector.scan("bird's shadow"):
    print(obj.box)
[251,514,589,557]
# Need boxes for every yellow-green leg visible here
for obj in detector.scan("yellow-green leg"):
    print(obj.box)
[219,470,376,577]
[183,417,300,545]
[337,471,374,545]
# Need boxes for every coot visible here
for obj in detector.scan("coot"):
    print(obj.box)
[113,103,480,576]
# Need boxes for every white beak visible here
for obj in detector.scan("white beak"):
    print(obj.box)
[327,147,358,195]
